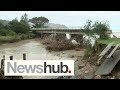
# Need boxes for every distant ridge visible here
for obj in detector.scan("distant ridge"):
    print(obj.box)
[45,23,68,29]
[0,19,10,26]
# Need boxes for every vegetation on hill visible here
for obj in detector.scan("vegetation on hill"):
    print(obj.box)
[29,17,49,28]
[83,20,110,39]
[0,14,50,43]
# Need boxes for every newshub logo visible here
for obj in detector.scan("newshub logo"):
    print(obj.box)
[4,60,74,76]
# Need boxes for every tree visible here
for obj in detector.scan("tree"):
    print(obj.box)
[0,22,4,29]
[82,20,110,49]
[20,13,29,25]
[29,17,49,28]
[20,13,30,30]
[83,20,93,36]
[92,21,110,39]
[8,18,29,34]
[83,20,110,39]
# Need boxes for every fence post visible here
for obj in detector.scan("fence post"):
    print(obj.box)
[23,53,26,60]
[1,59,4,70]
[10,56,13,60]
[1,55,5,70]
[3,55,5,60]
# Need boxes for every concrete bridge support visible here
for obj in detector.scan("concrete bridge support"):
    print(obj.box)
[66,33,83,45]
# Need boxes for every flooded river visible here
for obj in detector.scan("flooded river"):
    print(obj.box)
[0,39,60,60]
[0,38,84,79]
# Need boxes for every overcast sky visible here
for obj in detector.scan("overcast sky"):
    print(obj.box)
[0,11,120,31]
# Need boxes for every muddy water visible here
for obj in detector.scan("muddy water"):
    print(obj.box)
[0,38,83,79]
[0,39,63,60]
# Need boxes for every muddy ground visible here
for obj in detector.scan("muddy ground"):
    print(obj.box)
[52,48,120,79]
[48,49,97,79]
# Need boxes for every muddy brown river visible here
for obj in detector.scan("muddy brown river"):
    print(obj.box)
[0,38,84,79]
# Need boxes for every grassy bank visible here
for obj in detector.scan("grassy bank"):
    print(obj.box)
[84,38,120,59]
[0,33,35,43]
[84,38,120,57]
[97,38,120,45]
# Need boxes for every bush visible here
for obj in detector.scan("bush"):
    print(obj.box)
[27,33,36,38]
[8,19,30,34]
[84,44,94,57]
[0,29,16,36]
[0,35,20,43]
[8,30,16,36]
[92,21,110,39]
[83,20,110,39]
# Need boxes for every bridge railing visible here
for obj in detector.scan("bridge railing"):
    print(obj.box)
[67,26,82,29]
[30,27,82,30]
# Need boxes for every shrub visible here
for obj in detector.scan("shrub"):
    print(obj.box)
[84,44,94,57]
[83,20,110,39]
[92,21,110,39]
[8,19,30,34]
[0,29,16,36]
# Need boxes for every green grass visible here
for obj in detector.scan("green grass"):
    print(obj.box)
[84,45,93,57]
[97,38,120,45]
[0,36,19,43]
[0,33,35,43]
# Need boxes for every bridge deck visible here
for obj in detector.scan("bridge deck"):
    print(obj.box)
[30,28,83,30]
[30,28,85,34]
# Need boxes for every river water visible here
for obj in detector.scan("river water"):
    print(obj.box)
[0,38,82,79]
[0,39,61,60]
